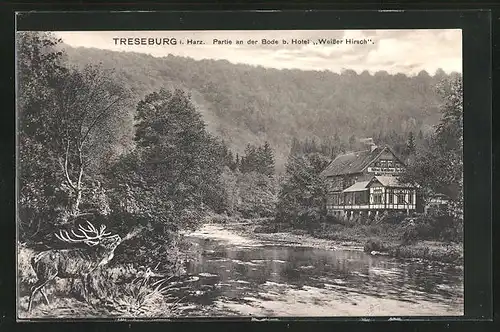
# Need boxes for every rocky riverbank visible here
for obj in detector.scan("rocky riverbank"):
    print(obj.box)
[203,217,463,265]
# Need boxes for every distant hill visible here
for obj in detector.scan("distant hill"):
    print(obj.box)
[62,45,453,170]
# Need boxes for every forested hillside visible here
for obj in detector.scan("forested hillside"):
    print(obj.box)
[62,45,457,170]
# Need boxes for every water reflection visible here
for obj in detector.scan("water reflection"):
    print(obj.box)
[175,236,463,313]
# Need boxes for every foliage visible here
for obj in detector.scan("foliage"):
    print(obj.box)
[17,32,68,241]
[239,142,275,175]
[219,168,278,218]
[400,208,462,244]
[363,239,387,253]
[388,243,462,264]
[379,211,408,225]
[399,75,463,209]
[63,46,454,171]
[275,152,331,227]
[17,32,133,242]
[217,140,278,218]
[101,88,225,267]
[235,171,278,218]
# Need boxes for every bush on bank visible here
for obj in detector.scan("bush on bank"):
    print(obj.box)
[18,242,185,316]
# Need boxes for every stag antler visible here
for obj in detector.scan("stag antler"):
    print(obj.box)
[55,220,112,246]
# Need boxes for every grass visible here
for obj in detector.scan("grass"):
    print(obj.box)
[17,243,186,318]
[387,241,463,264]
[248,217,463,265]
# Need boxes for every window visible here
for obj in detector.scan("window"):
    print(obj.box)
[387,160,394,167]
[355,191,368,204]
[397,193,405,204]
[388,190,394,204]
[346,193,354,205]
[373,193,383,204]
[408,192,413,204]
[332,193,340,205]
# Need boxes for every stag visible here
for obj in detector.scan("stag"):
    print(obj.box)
[28,221,122,312]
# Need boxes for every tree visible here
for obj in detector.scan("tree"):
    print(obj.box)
[259,141,275,176]
[348,134,356,150]
[234,153,241,171]
[235,171,277,218]
[407,132,416,153]
[17,32,68,240]
[417,130,424,142]
[400,76,463,211]
[290,137,301,156]
[239,142,275,176]
[405,131,416,161]
[134,88,224,217]
[53,65,131,219]
[17,32,132,241]
[275,152,330,228]
[240,144,257,173]
[107,88,225,266]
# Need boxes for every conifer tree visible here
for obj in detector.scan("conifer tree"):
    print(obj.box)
[407,131,416,155]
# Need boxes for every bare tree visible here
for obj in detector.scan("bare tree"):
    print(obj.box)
[49,65,132,220]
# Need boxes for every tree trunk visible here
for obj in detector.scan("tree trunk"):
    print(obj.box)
[71,188,82,217]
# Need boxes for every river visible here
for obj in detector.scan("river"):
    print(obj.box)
[170,223,464,317]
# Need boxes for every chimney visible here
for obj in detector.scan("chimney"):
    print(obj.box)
[359,137,377,152]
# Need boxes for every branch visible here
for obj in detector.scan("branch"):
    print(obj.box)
[79,96,122,149]
[77,145,84,190]
[77,77,108,138]
[63,139,77,191]
[70,212,96,219]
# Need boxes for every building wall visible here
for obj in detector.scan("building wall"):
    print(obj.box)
[326,183,417,214]
[365,152,405,175]
[324,149,416,216]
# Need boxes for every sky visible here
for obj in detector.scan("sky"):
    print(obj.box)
[53,29,462,76]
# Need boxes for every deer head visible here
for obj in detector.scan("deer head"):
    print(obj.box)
[54,220,121,248]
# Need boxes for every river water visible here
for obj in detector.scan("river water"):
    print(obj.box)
[166,224,464,317]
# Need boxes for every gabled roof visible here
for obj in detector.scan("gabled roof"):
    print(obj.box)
[321,146,400,177]
[343,180,370,192]
[369,176,415,188]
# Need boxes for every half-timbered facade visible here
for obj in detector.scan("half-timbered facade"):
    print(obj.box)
[321,143,418,219]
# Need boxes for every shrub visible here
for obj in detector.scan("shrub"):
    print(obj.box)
[379,211,407,224]
[18,241,181,316]
[17,244,37,287]
[367,224,382,236]
[400,209,463,243]
[209,214,231,224]
[388,244,462,264]
[235,171,278,218]
[363,239,387,253]
[85,265,177,316]
[309,223,344,240]
[325,214,354,226]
